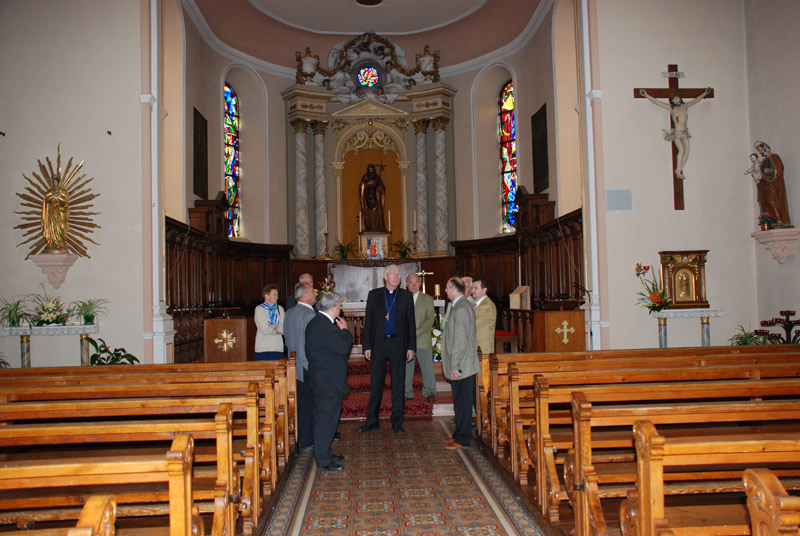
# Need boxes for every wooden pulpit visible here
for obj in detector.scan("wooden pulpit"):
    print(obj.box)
[204,313,247,363]
[531,310,585,352]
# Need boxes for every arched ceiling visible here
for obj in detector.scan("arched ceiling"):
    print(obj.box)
[190,0,543,70]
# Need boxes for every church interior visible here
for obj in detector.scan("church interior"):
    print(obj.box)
[1,1,799,535]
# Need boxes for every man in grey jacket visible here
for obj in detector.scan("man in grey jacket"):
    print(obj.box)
[283,282,317,449]
[441,277,479,449]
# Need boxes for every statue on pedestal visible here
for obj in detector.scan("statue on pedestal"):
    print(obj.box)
[359,163,386,232]
[755,141,791,228]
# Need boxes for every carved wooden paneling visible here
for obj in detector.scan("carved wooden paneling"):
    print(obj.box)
[165,216,292,363]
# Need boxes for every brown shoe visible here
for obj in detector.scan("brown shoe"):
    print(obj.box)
[425,395,436,403]
[443,438,456,444]
[445,442,464,450]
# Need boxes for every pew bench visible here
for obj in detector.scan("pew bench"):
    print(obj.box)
[0,435,207,536]
[542,380,800,525]
[1,495,117,536]
[0,388,265,535]
[618,421,800,536]
[742,468,800,536]
[0,407,236,536]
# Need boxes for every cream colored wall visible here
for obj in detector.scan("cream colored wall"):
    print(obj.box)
[596,0,756,348]
[181,10,288,243]
[445,3,557,240]
[0,0,145,366]
[744,0,800,325]
[164,0,186,222]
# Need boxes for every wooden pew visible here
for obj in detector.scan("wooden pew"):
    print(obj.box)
[479,345,800,443]
[742,468,800,536]
[507,361,800,487]
[0,387,265,535]
[0,407,235,536]
[619,421,800,536]
[1,495,117,536]
[568,393,800,535]
[0,358,297,464]
[491,348,800,458]
[0,435,205,536]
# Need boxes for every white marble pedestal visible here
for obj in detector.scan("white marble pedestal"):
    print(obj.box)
[652,308,725,348]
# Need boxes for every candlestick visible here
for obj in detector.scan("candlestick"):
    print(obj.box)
[413,212,417,232]
[434,283,440,298]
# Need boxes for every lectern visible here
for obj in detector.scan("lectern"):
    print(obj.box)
[204,309,247,362]
[531,310,585,352]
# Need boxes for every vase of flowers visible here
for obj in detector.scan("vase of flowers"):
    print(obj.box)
[758,212,776,231]
[635,264,672,314]
[29,286,70,326]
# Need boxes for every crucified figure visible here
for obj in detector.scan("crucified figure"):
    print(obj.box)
[639,87,711,179]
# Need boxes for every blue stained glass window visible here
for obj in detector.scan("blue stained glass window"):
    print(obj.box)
[357,66,379,87]
[224,83,240,237]
[499,80,517,232]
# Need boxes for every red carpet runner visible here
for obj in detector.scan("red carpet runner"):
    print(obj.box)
[342,361,436,419]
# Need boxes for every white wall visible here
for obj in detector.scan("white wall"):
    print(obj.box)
[744,0,800,325]
[596,0,756,348]
[0,0,145,366]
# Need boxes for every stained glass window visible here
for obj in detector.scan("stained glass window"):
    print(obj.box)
[499,80,517,233]
[357,66,379,87]
[224,82,240,238]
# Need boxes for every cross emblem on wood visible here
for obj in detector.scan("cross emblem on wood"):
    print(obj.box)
[555,320,575,345]
[634,64,714,210]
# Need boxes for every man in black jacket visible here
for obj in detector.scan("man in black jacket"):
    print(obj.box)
[305,291,353,471]
[358,265,416,434]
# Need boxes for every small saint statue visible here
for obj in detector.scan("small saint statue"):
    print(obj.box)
[359,163,386,232]
[639,87,712,179]
[42,173,70,253]
[754,141,791,227]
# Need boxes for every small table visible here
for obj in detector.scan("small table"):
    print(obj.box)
[652,308,725,348]
[494,330,519,353]
[0,324,100,367]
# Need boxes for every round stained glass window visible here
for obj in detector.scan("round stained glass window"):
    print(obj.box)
[357,66,380,87]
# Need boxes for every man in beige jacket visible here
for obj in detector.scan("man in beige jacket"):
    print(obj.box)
[404,273,437,402]
[472,277,496,355]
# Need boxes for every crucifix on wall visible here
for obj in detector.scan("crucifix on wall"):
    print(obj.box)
[634,64,714,210]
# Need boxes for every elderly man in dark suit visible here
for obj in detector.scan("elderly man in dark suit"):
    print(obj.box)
[283,281,317,450]
[442,277,479,449]
[305,292,353,471]
[358,264,416,434]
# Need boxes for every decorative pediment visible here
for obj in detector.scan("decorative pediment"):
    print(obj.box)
[332,99,409,119]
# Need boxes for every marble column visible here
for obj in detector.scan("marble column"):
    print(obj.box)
[312,120,328,258]
[413,119,430,256]
[291,119,310,258]
[432,117,450,255]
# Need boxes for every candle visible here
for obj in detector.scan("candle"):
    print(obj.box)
[434,283,440,297]
[323,216,327,235]
[388,211,391,232]
[359,212,362,233]
[414,212,417,232]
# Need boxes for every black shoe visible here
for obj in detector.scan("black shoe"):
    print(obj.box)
[320,462,343,472]
[300,445,313,451]
[333,431,341,441]
[357,423,379,433]
[331,454,345,462]
[392,425,405,434]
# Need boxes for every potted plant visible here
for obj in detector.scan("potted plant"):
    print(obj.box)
[334,240,355,260]
[393,239,414,258]
[88,337,139,365]
[0,297,30,328]
[0,353,9,369]
[728,325,773,346]
[71,298,110,325]
[758,212,776,231]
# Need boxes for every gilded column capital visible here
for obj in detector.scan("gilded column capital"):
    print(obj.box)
[412,119,429,134]
[291,118,309,134]
[311,120,329,136]
[431,116,449,131]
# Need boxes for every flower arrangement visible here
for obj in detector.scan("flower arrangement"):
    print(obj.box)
[317,277,334,295]
[635,263,672,314]
[29,286,69,326]
[431,326,443,362]
[758,212,776,225]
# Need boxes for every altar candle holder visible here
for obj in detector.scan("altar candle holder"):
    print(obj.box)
[434,283,441,299]
[324,231,330,260]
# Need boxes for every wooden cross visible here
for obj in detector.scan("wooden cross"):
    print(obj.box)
[634,64,714,210]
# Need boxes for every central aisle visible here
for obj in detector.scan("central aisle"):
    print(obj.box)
[262,420,550,536]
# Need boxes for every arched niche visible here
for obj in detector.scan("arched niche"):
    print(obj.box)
[332,122,409,246]
[221,65,269,242]
[553,0,582,215]
[163,0,186,222]
[472,64,514,238]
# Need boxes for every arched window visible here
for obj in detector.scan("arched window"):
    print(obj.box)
[223,82,241,237]
[498,80,517,233]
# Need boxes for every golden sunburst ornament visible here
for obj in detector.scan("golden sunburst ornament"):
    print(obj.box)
[15,145,101,258]
[214,329,237,352]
